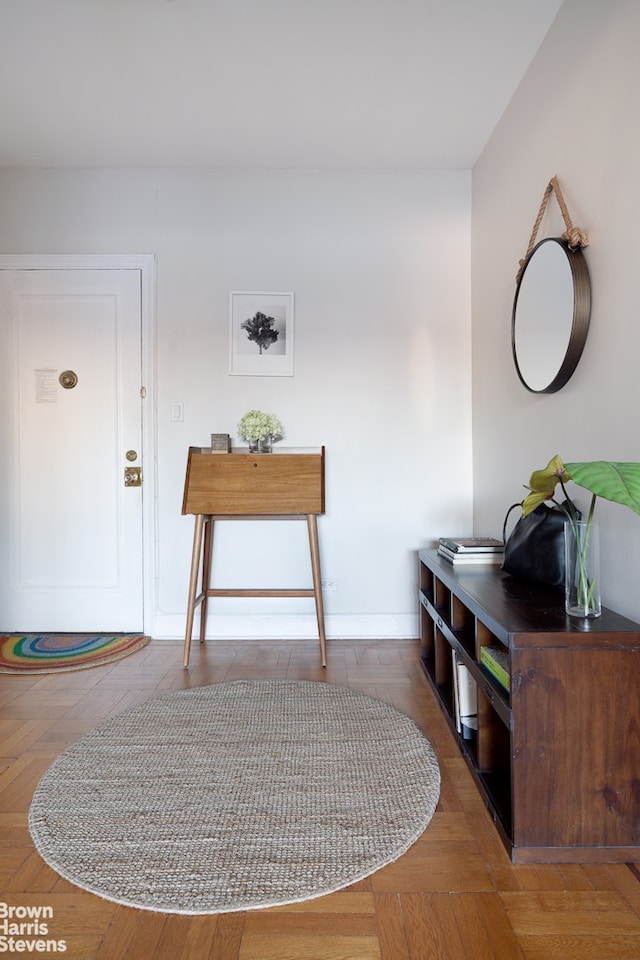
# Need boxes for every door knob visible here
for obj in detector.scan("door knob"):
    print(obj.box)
[124,466,142,487]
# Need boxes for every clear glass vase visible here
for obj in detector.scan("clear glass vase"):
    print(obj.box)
[564,519,601,618]
[247,436,272,453]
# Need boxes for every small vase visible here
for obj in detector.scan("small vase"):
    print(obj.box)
[247,436,272,453]
[564,519,601,618]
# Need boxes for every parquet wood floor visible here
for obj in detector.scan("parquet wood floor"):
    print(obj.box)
[1,638,639,959]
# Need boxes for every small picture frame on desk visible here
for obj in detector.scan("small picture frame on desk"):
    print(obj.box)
[210,433,231,453]
[229,291,294,377]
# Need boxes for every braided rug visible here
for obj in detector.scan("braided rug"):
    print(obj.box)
[29,679,440,914]
[0,633,149,674]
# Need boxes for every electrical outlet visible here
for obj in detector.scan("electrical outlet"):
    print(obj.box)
[321,578,337,591]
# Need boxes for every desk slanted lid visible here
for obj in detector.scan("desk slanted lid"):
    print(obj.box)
[182,446,325,516]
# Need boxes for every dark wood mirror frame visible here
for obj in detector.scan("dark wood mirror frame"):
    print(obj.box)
[512,237,591,394]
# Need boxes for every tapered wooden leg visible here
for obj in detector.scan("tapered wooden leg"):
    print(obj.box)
[199,518,214,644]
[183,513,205,668]
[307,514,327,667]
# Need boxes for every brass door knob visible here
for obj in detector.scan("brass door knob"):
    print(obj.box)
[124,466,142,487]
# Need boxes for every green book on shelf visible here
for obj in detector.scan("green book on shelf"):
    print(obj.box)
[480,645,510,692]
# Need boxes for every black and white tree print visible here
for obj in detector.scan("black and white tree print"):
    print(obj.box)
[241,311,280,354]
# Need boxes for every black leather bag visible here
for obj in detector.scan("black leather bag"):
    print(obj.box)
[501,501,577,589]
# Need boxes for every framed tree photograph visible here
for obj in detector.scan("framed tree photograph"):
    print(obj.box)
[229,291,294,376]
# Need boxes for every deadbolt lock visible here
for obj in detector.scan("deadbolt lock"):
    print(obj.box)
[124,466,143,487]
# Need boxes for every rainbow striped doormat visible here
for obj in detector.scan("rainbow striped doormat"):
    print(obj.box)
[0,633,150,674]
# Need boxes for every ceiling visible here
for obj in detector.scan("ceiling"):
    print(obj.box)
[0,0,564,170]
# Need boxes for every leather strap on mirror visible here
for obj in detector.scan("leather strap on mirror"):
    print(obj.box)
[517,176,590,281]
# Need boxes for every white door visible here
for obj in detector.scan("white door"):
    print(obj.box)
[0,269,144,632]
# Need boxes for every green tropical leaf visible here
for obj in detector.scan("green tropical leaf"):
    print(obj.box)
[520,455,570,516]
[564,461,640,516]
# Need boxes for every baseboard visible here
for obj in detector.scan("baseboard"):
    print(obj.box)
[150,612,419,641]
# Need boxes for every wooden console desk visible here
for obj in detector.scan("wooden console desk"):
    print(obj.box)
[181,446,326,667]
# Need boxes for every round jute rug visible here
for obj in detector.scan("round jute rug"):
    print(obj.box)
[29,679,440,914]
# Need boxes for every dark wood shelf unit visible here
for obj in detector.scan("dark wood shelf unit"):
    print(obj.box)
[418,548,640,863]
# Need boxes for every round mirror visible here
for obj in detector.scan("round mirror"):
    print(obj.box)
[512,237,591,393]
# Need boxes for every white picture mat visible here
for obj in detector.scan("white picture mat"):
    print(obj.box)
[229,291,294,376]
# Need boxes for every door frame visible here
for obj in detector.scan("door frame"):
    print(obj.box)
[0,253,157,635]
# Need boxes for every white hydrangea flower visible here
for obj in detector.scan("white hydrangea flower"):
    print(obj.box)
[238,410,283,442]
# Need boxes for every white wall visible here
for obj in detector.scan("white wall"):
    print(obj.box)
[0,168,473,639]
[472,0,640,620]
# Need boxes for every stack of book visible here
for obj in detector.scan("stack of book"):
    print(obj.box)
[480,645,510,693]
[452,652,478,740]
[437,537,504,565]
